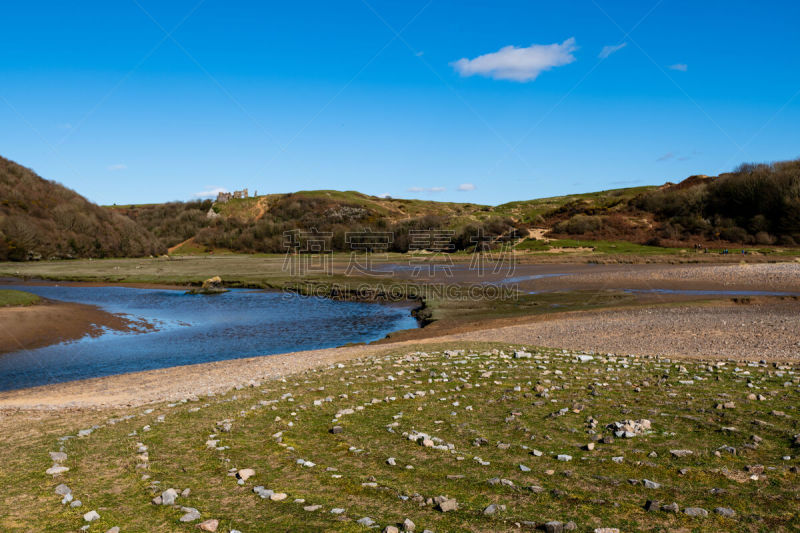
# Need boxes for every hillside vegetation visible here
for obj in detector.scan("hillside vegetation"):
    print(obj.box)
[0,156,163,261]
[4,154,800,261]
[119,191,520,254]
[547,159,800,247]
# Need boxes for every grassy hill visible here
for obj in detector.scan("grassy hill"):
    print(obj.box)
[0,156,164,261]
[5,153,799,260]
[126,159,800,257]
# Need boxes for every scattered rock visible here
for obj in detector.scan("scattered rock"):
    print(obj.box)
[83,510,100,522]
[198,519,219,532]
[236,468,255,481]
[180,507,202,522]
[483,503,505,515]
[544,521,563,533]
[670,449,693,458]
[437,497,458,512]
[684,507,708,517]
[161,488,178,506]
[49,451,67,463]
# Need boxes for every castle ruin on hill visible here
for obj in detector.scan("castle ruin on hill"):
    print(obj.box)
[216,188,249,203]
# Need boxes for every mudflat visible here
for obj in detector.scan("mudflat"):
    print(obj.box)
[0,300,150,354]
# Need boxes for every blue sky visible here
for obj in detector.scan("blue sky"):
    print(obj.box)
[1,1,799,206]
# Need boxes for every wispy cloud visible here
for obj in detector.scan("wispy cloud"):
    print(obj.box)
[451,38,578,82]
[457,183,476,191]
[408,186,446,193]
[107,163,127,171]
[192,186,228,199]
[598,42,627,59]
[668,63,688,72]
[657,150,699,162]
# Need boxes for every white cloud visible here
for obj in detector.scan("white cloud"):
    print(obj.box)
[407,186,446,193]
[192,186,228,199]
[457,183,476,191]
[107,163,127,171]
[451,38,578,82]
[669,63,688,72]
[598,42,627,59]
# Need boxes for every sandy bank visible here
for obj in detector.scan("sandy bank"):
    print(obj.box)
[0,299,151,354]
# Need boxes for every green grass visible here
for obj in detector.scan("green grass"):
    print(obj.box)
[5,342,800,531]
[515,238,686,255]
[0,289,41,307]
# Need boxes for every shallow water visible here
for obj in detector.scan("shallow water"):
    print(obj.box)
[0,285,418,392]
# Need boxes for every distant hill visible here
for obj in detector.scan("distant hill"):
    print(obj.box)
[5,153,798,261]
[547,159,800,247]
[114,158,800,255]
[116,190,519,254]
[0,156,164,261]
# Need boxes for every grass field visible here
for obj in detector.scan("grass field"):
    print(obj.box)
[7,342,799,532]
[515,238,684,255]
[0,289,41,307]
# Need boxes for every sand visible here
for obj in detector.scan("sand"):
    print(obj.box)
[0,299,151,354]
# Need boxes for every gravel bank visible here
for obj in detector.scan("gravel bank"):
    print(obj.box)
[442,300,800,360]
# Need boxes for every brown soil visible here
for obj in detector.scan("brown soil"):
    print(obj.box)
[0,299,152,354]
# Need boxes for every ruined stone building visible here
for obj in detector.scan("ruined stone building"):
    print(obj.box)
[215,189,249,203]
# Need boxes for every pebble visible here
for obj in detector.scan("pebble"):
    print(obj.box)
[684,507,708,517]
[714,507,736,517]
[83,510,100,522]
